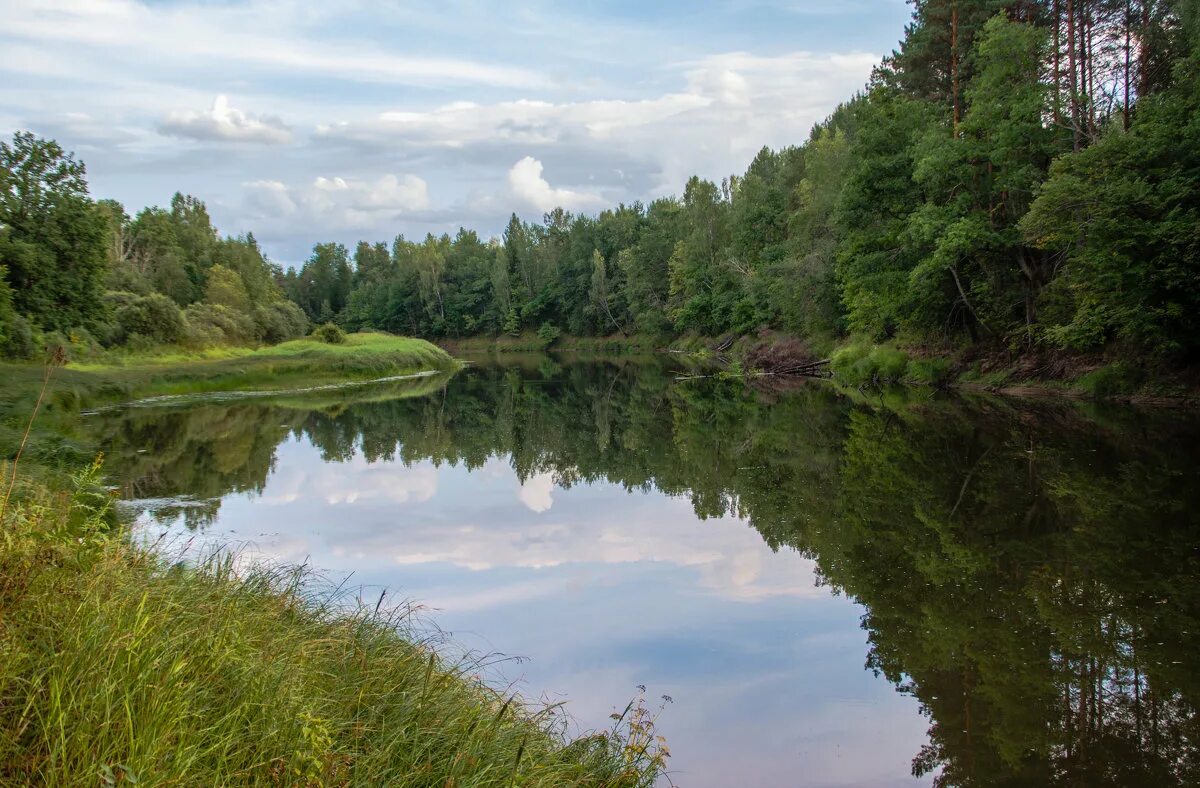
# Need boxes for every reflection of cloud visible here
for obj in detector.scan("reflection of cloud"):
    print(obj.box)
[517,471,556,513]
[260,453,438,506]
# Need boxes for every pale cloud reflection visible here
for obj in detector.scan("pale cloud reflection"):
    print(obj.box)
[258,451,438,506]
[517,471,556,513]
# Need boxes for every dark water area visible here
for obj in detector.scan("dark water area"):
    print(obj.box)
[86,356,1200,787]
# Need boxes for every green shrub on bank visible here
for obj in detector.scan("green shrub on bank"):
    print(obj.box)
[0,470,665,786]
[905,357,951,386]
[1076,361,1143,399]
[313,322,347,344]
[537,321,562,346]
[184,302,257,347]
[831,343,911,385]
[111,293,187,346]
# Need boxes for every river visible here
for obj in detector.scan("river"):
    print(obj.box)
[85,355,1200,787]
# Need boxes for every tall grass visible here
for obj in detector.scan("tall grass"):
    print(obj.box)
[0,469,666,786]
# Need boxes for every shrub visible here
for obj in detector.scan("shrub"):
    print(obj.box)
[113,294,186,346]
[905,357,951,386]
[2,313,37,359]
[183,303,257,347]
[253,301,309,344]
[313,322,347,344]
[831,343,871,384]
[831,343,910,385]
[1076,361,1142,399]
[869,346,909,381]
[537,321,561,346]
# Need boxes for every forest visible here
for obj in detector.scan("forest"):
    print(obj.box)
[3,0,1198,368]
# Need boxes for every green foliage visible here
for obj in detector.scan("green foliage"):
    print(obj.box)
[904,357,951,386]
[313,322,347,344]
[183,302,257,347]
[252,300,308,344]
[0,264,12,353]
[831,342,910,385]
[537,321,562,346]
[1075,362,1144,399]
[0,474,663,786]
[0,133,108,333]
[1022,51,1200,357]
[112,293,186,346]
[5,0,1199,374]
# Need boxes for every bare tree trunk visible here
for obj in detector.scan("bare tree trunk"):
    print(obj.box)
[951,0,961,131]
[1068,0,1081,150]
[1124,0,1133,129]
[1054,0,1063,126]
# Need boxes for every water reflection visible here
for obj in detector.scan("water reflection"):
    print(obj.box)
[88,358,1200,786]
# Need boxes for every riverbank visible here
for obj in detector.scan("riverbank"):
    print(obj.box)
[0,336,665,785]
[678,331,1200,408]
[0,472,664,785]
[0,332,460,465]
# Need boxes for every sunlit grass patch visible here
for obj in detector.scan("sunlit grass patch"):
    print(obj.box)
[0,467,666,786]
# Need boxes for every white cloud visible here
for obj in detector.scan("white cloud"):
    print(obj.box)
[244,172,430,232]
[2,0,545,90]
[318,49,878,199]
[508,157,603,213]
[161,95,293,145]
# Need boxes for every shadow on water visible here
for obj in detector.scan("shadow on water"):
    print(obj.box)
[87,354,1200,786]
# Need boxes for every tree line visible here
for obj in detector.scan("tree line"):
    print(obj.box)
[0,133,307,359]
[288,0,1198,361]
[4,1,1197,363]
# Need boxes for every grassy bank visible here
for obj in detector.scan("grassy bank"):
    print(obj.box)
[0,470,665,785]
[0,332,460,467]
[438,333,660,356]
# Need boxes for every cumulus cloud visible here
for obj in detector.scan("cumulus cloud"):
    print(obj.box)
[160,95,293,144]
[508,157,603,213]
[318,49,878,201]
[244,172,430,232]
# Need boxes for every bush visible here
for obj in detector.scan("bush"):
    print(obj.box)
[2,313,37,359]
[869,346,909,381]
[831,343,910,385]
[253,301,309,344]
[1076,362,1142,399]
[183,303,257,347]
[537,321,561,346]
[113,294,186,346]
[313,322,347,344]
[905,357,951,386]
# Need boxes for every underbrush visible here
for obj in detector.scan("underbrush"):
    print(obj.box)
[0,467,666,786]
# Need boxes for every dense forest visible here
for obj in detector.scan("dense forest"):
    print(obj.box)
[285,0,1200,364]
[3,0,1198,366]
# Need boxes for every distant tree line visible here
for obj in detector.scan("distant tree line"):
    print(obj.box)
[0,133,307,359]
[285,0,1198,361]
[4,1,1197,363]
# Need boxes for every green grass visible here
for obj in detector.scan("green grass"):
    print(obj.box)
[443,333,661,355]
[830,342,912,386]
[0,469,666,786]
[1,332,461,475]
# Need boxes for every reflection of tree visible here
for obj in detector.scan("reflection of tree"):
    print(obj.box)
[90,361,1200,785]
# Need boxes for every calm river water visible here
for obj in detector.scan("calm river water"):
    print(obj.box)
[87,356,1200,787]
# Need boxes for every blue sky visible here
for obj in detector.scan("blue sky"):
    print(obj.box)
[1,0,913,266]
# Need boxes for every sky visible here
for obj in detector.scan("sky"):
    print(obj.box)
[0,0,913,268]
